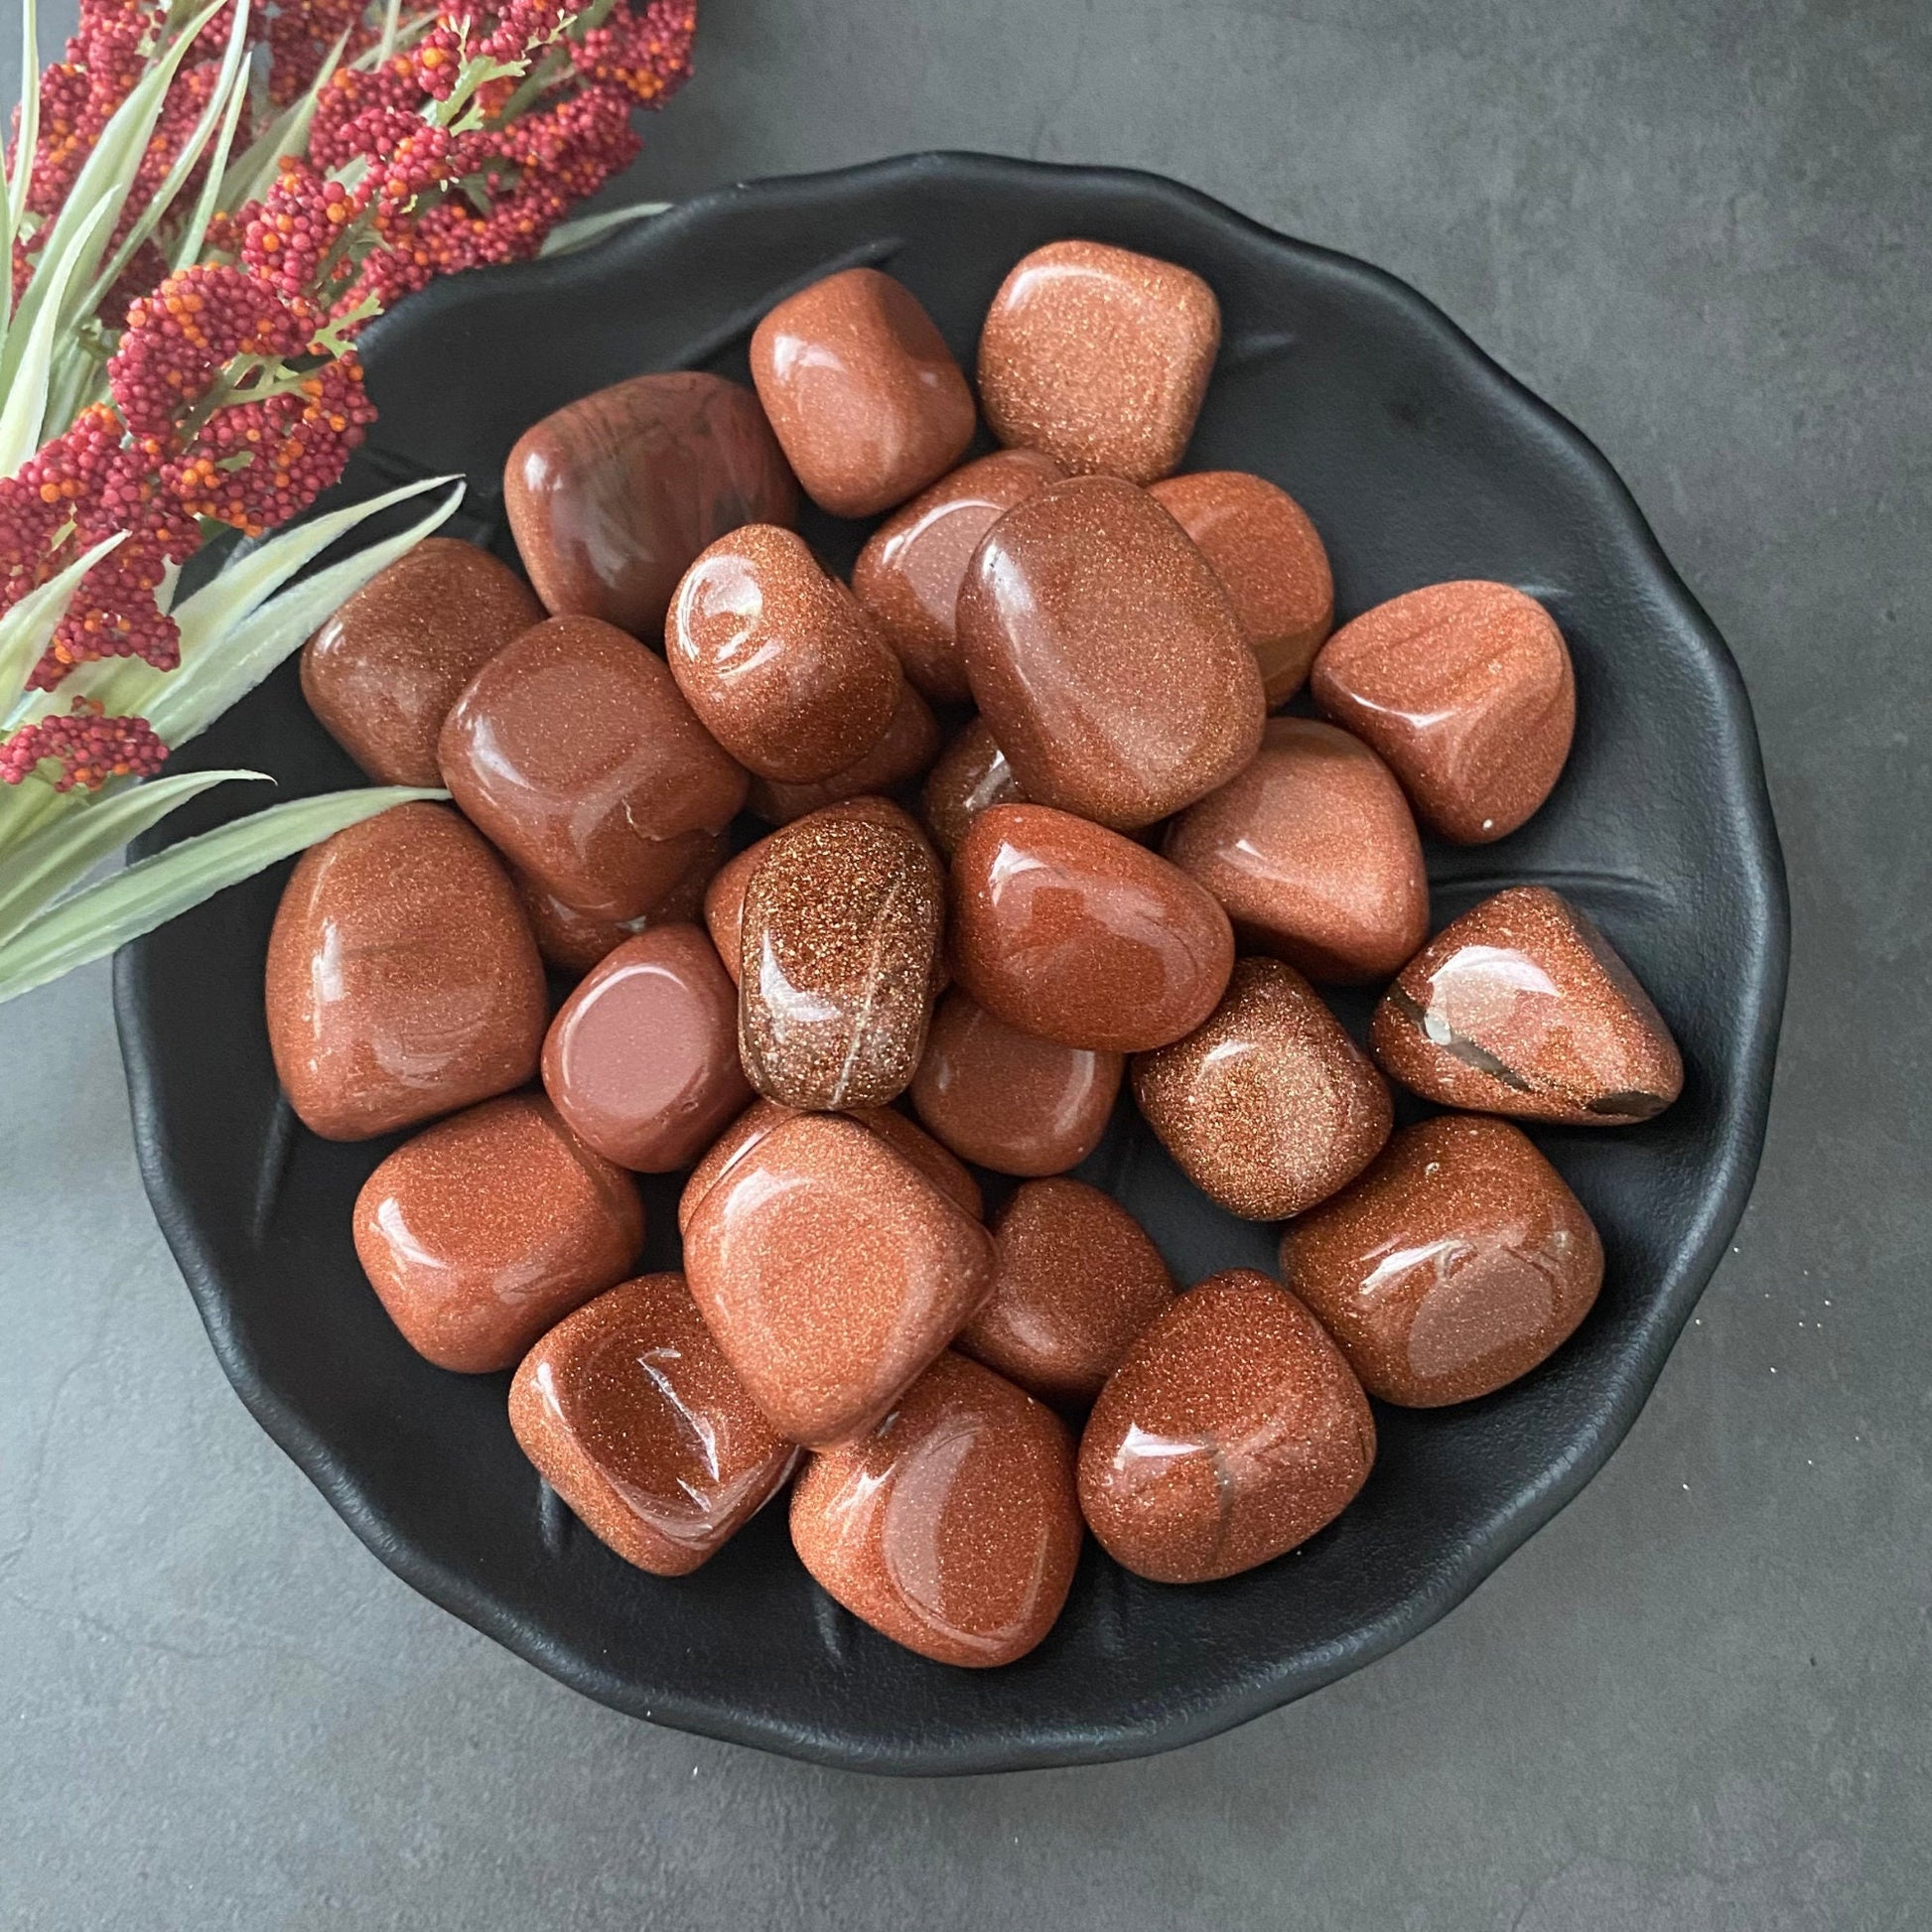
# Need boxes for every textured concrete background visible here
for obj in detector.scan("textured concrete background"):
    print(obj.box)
[3,2,1928,1927]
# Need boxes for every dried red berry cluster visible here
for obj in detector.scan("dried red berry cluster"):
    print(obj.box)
[299,0,694,322]
[0,695,168,790]
[1,0,695,792]
[0,403,201,690]
[106,264,380,540]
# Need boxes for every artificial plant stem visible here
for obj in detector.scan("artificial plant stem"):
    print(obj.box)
[170,0,259,273]
[8,0,39,237]
[77,0,254,331]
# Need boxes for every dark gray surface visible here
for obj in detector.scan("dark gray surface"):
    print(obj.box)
[1,1,1925,1926]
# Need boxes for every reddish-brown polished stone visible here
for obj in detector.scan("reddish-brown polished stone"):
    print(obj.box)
[1371,886,1684,1124]
[353,1095,642,1373]
[513,833,726,977]
[541,925,750,1172]
[955,475,1264,829]
[703,797,929,985]
[300,538,543,787]
[750,267,976,518]
[851,450,1063,701]
[683,1113,995,1446]
[516,876,648,977]
[1164,717,1429,983]
[1280,1115,1604,1407]
[503,371,798,636]
[1311,580,1576,843]
[1148,472,1332,706]
[737,811,944,1110]
[977,239,1220,483]
[265,803,546,1140]
[677,1100,784,1235]
[920,716,1027,858]
[665,523,903,782]
[438,615,747,921]
[510,1273,798,1576]
[910,990,1123,1176]
[744,681,940,824]
[789,1351,1081,1666]
[958,1179,1174,1408]
[677,1097,981,1236]
[1077,1269,1375,1584]
[949,804,1234,1052]
[1134,958,1393,1220]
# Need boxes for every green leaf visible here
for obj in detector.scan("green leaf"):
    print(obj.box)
[0,532,129,720]
[0,776,70,858]
[0,193,118,473]
[76,475,463,724]
[538,201,671,258]
[79,0,255,314]
[170,26,255,275]
[139,484,465,748]
[0,0,36,368]
[0,766,266,947]
[174,476,462,648]
[6,0,39,240]
[0,784,444,1005]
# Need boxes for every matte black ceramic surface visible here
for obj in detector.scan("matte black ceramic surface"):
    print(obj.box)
[115,153,1787,1775]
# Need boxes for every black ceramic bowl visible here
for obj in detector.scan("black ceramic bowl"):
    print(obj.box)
[116,153,1787,1775]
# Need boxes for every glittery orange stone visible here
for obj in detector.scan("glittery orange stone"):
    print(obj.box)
[954,475,1263,831]
[750,267,976,519]
[1279,1115,1604,1407]
[1164,717,1429,984]
[1370,886,1684,1125]
[790,1351,1082,1666]
[977,239,1220,483]
[682,1113,995,1448]
[510,1273,798,1577]
[354,1094,642,1374]
[1133,957,1392,1220]
[665,523,903,784]
[300,536,542,787]
[735,811,945,1110]
[264,802,546,1141]
[957,1178,1174,1409]
[1311,580,1575,844]
[1077,1269,1375,1585]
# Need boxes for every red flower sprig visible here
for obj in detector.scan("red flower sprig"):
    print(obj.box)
[109,265,318,437]
[2,0,696,791]
[0,403,201,689]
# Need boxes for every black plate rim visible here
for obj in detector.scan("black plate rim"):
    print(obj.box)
[114,150,1790,1776]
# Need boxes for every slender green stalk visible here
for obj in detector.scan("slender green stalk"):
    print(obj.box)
[7,0,39,238]
[539,202,671,258]
[169,31,253,276]
[0,784,447,1004]
[0,196,118,472]
[78,0,255,327]
[216,31,349,219]
[0,765,265,946]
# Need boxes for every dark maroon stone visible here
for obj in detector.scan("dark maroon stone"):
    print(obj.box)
[504,371,797,637]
